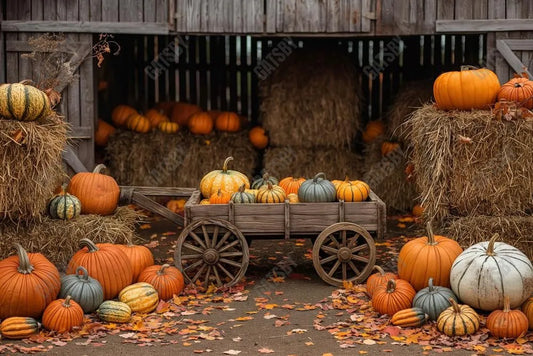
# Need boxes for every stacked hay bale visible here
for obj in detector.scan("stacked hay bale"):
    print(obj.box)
[362,80,432,212]
[261,48,363,180]
[407,104,533,259]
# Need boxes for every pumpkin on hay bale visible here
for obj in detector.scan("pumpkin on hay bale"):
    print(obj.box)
[0,112,67,221]
[106,129,258,188]
[260,47,362,149]
[0,206,143,270]
[407,104,533,222]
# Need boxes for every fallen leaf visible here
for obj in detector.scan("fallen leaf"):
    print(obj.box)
[223,350,242,355]
[363,339,376,345]
[258,347,275,353]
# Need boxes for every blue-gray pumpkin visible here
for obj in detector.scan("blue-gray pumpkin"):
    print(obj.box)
[47,187,81,220]
[59,266,104,313]
[412,277,457,321]
[251,172,279,189]
[230,184,255,204]
[298,172,336,202]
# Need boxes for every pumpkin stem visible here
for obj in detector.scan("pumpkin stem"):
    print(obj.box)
[344,175,350,182]
[263,172,270,181]
[426,222,437,245]
[93,164,107,174]
[158,264,170,275]
[428,277,434,292]
[503,295,511,313]
[79,238,99,252]
[222,157,234,172]
[460,65,479,71]
[449,298,461,314]
[60,183,68,195]
[63,295,72,308]
[373,265,386,276]
[267,182,273,190]
[386,279,396,293]
[313,172,326,182]
[76,266,90,281]
[238,184,246,193]
[486,233,499,256]
[14,243,34,274]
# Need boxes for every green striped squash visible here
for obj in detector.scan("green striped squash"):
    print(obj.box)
[47,187,81,220]
[96,301,132,323]
[59,266,104,313]
[118,282,159,313]
[231,184,255,204]
[251,172,279,189]
[0,83,51,121]
[391,307,428,327]
[0,317,40,339]
[256,182,286,203]
[298,172,336,202]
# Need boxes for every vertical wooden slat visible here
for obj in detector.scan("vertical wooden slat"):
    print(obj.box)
[361,0,371,32]
[119,0,142,21]
[143,0,156,22]
[56,0,67,20]
[378,0,394,34]
[423,0,436,33]
[67,0,80,130]
[454,0,473,19]
[101,0,118,21]
[89,0,102,21]
[240,36,249,119]
[486,0,505,77]
[228,36,237,112]
[265,0,276,33]
[0,0,5,83]
[79,34,96,171]
[18,0,32,82]
[198,36,208,110]
[283,0,296,33]
[156,0,167,23]
[209,35,218,108]
[250,37,259,124]
[436,0,454,20]
[188,36,198,104]
[30,0,44,85]
[6,2,19,83]
[520,0,533,75]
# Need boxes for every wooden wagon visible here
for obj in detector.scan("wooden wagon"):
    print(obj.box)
[174,190,386,287]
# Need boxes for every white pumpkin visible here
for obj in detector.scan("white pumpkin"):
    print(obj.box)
[450,234,533,311]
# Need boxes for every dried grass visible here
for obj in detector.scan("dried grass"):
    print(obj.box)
[444,215,533,261]
[0,207,142,270]
[263,146,362,180]
[407,104,533,222]
[0,113,68,221]
[107,130,258,187]
[260,48,362,148]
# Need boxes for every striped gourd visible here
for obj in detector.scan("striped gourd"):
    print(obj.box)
[256,182,286,203]
[251,172,279,189]
[47,186,81,220]
[199,157,250,198]
[336,178,370,202]
[231,184,255,204]
[437,298,480,336]
[413,277,457,321]
[126,113,151,133]
[0,82,51,121]
[298,173,336,202]
[96,301,131,323]
[118,282,159,313]
[0,317,40,339]
[158,121,179,134]
[391,307,428,327]
[59,266,104,313]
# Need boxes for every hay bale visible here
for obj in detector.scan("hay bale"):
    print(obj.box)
[107,130,258,187]
[0,207,142,270]
[0,113,67,221]
[444,215,533,261]
[260,48,361,148]
[263,146,362,180]
[407,104,533,222]
[386,80,433,141]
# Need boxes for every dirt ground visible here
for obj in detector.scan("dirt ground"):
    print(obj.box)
[1,217,531,355]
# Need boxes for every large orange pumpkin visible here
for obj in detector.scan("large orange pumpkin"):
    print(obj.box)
[362,121,385,143]
[487,295,529,338]
[0,244,61,319]
[145,108,169,128]
[397,223,463,291]
[138,264,185,301]
[188,111,214,135]
[215,112,241,132]
[372,279,416,316]
[171,102,202,125]
[433,66,500,110]
[279,177,305,195]
[497,73,533,109]
[66,239,133,300]
[95,119,116,146]
[116,243,155,282]
[199,156,250,198]
[248,126,268,149]
[111,105,137,127]
[67,164,120,215]
[42,296,84,333]
[366,265,398,297]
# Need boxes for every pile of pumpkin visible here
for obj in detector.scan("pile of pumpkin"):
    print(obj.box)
[0,238,185,339]
[96,102,269,150]
[366,223,533,338]
[197,157,372,205]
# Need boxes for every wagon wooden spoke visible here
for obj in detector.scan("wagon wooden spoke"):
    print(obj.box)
[313,222,376,287]
[175,219,249,288]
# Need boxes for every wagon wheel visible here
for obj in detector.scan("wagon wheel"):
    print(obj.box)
[175,219,249,288]
[312,222,376,287]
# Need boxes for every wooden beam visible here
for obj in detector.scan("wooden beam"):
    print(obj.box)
[118,189,184,226]
[6,40,84,52]
[68,126,93,139]
[62,145,89,173]
[119,186,196,197]
[1,21,169,34]
[496,39,533,78]
[505,39,533,51]
[437,19,533,33]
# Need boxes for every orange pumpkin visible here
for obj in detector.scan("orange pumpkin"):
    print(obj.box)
[188,112,214,135]
[126,113,151,133]
[279,177,305,195]
[522,297,533,330]
[67,164,120,215]
[145,108,169,128]
[366,265,398,297]
[397,223,463,291]
[42,296,84,333]
[112,105,137,127]
[487,295,529,338]
[215,112,241,132]
[362,121,385,143]
[381,141,400,156]
[209,189,232,204]
[171,102,202,125]
[497,73,533,109]
[412,204,424,217]
[248,126,268,149]
[95,119,115,146]
[66,238,133,300]
[287,193,299,203]
[116,243,155,282]
[138,264,185,301]
[166,199,186,213]
[0,244,61,319]
[336,178,370,202]
[158,121,179,134]
[433,66,500,110]
[372,279,416,316]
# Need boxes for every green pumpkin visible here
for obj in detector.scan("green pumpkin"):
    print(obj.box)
[298,172,336,202]
[231,184,255,204]
[251,172,279,189]
[96,301,131,323]
[47,187,81,220]
[413,277,457,321]
[59,266,104,313]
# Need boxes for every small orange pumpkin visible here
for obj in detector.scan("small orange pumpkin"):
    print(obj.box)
[487,295,529,338]
[372,279,416,316]
[362,121,385,143]
[215,112,241,132]
[336,178,370,202]
[279,177,305,195]
[171,102,202,125]
[145,108,169,128]
[126,113,151,133]
[188,112,214,135]
[496,73,533,109]
[366,265,398,297]
[381,141,400,156]
[287,193,299,203]
[412,204,424,217]
[138,264,185,301]
[95,119,116,146]
[42,296,84,333]
[112,105,137,127]
[209,189,231,204]
[158,121,179,134]
[248,126,268,149]
[166,199,186,213]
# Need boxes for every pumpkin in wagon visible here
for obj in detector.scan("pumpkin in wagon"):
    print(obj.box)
[200,156,250,198]
[336,178,370,202]
[487,295,529,339]
[0,317,40,339]
[371,279,416,316]
[256,182,286,203]
[251,172,279,189]
[138,264,185,301]
[437,298,480,336]
[0,82,52,121]
[279,176,305,195]
[231,184,255,204]
[42,296,84,333]
[298,172,336,203]
[209,189,232,204]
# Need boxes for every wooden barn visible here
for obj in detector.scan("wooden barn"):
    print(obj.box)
[0,0,531,172]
